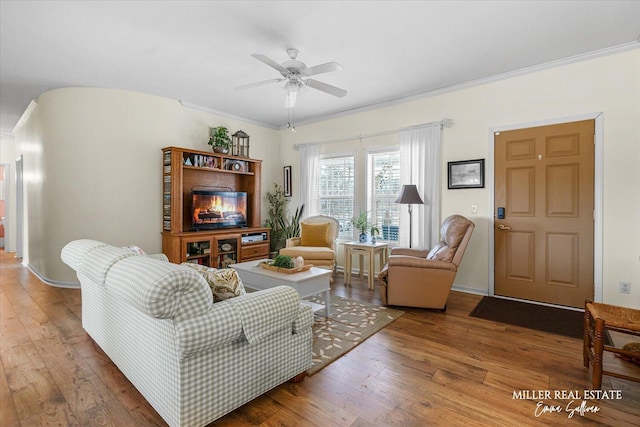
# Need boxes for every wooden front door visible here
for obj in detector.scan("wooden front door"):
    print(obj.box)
[494,120,594,308]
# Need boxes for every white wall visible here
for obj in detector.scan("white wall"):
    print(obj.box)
[279,49,640,309]
[13,87,279,283]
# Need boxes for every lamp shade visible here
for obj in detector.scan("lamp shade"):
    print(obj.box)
[395,184,424,205]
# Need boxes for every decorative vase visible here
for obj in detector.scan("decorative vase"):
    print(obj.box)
[213,146,229,154]
[359,233,367,243]
[371,236,377,244]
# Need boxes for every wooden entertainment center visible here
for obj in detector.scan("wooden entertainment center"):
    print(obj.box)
[161,146,270,267]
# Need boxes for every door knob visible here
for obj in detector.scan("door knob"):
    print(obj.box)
[498,224,511,231]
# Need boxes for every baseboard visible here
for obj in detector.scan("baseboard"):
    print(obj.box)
[27,263,80,289]
[451,284,489,296]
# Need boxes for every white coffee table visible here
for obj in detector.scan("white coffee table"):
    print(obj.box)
[232,259,332,317]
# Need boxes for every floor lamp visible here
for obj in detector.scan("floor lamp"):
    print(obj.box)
[395,184,424,248]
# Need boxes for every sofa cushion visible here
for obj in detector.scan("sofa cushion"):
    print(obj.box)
[181,263,246,302]
[442,216,472,249]
[61,239,108,272]
[427,242,455,262]
[79,245,137,285]
[228,285,300,345]
[106,256,213,320]
[427,215,473,262]
[279,246,335,260]
[300,222,331,248]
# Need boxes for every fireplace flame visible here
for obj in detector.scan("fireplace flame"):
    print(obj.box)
[210,196,236,213]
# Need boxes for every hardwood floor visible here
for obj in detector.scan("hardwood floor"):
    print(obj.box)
[1,249,638,426]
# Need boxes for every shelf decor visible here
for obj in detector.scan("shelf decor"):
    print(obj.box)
[448,159,485,189]
[232,130,250,157]
[209,126,231,154]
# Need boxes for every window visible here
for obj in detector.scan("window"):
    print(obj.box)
[367,149,400,241]
[317,155,355,239]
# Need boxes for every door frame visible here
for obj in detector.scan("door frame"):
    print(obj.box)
[0,162,8,249]
[15,155,23,259]
[488,112,603,305]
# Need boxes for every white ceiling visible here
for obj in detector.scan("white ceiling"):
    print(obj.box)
[1,1,639,135]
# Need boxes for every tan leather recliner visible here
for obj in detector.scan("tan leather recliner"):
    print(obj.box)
[279,215,340,282]
[379,214,475,310]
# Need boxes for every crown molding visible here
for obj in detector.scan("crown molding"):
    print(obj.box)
[12,99,39,132]
[0,131,15,140]
[179,100,278,130]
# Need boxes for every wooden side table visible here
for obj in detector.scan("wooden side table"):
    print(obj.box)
[343,241,389,290]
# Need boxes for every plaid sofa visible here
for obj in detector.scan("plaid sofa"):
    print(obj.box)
[61,239,313,427]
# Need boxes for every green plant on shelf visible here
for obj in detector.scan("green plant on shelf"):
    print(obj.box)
[208,126,231,152]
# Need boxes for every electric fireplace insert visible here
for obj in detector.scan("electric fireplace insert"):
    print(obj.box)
[192,190,247,230]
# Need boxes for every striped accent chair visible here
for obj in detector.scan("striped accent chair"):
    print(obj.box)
[61,239,313,427]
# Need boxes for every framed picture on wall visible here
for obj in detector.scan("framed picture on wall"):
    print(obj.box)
[448,159,485,189]
[283,165,292,197]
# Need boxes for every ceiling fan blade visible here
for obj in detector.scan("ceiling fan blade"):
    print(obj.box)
[303,62,343,77]
[235,78,283,91]
[305,79,347,98]
[251,53,289,76]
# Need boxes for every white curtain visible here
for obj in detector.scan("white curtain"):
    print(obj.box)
[399,123,442,248]
[298,143,320,216]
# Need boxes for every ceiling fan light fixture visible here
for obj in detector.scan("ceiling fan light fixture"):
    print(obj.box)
[284,90,297,109]
[285,80,299,92]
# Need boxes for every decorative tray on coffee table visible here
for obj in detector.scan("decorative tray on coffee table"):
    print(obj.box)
[259,262,313,274]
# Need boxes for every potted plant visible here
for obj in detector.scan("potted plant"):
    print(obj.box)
[278,204,305,240]
[351,211,370,243]
[209,126,231,154]
[264,183,288,255]
[370,226,380,243]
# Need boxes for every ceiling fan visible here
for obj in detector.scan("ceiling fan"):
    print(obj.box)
[236,48,347,108]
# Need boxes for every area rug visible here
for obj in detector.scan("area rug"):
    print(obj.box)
[304,295,404,375]
[469,296,600,341]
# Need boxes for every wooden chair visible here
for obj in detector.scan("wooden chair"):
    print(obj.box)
[583,300,640,389]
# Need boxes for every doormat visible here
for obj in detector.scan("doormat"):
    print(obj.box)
[305,295,404,375]
[469,296,611,344]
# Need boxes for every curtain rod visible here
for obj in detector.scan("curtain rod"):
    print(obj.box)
[293,118,453,150]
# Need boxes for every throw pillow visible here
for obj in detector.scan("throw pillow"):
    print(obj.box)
[180,262,210,273]
[300,222,330,247]
[123,245,147,255]
[180,263,246,302]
